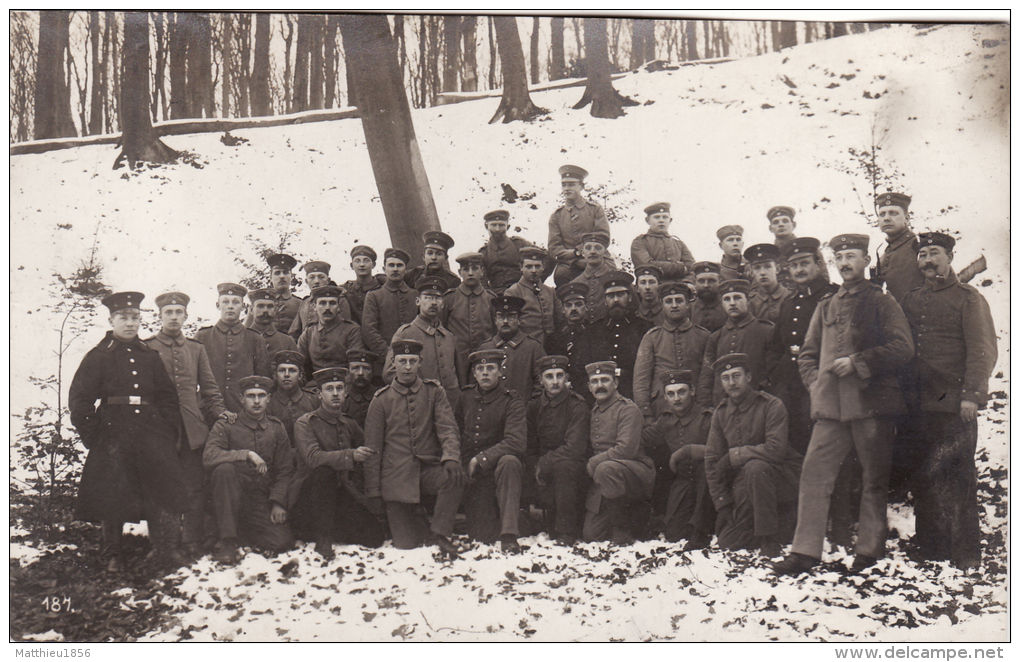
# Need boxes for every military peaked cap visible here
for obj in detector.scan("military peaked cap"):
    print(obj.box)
[103,291,144,313]
[310,285,345,300]
[743,243,781,264]
[720,279,751,296]
[663,370,696,387]
[787,237,821,260]
[603,271,634,293]
[313,367,348,385]
[518,246,548,262]
[155,291,189,309]
[634,265,663,280]
[917,232,955,252]
[580,231,610,247]
[273,350,304,367]
[876,192,911,211]
[493,295,525,314]
[383,248,411,264]
[716,225,744,241]
[351,245,377,261]
[643,202,671,216]
[415,276,446,294]
[247,288,275,303]
[391,338,423,356]
[559,164,588,182]
[455,251,485,266]
[659,281,696,300]
[585,360,619,377]
[303,260,331,275]
[267,253,297,271]
[692,261,721,276]
[537,355,570,374]
[239,375,274,392]
[217,283,247,298]
[346,349,378,366]
[556,282,588,301]
[484,209,510,222]
[468,349,505,366]
[423,231,455,252]
[767,206,796,222]
[712,353,750,374]
[829,234,870,253]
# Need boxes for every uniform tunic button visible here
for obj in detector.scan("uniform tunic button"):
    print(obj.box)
[134,409,140,414]
[131,370,138,375]
[133,384,139,389]
[129,358,135,364]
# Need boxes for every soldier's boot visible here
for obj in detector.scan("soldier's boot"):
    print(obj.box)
[757,536,782,559]
[682,531,711,553]
[426,532,460,558]
[500,534,521,555]
[212,538,241,565]
[849,554,878,574]
[146,510,187,568]
[607,498,635,546]
[101,521,125,573]
[772,552,818,576]
[314,535,336,561]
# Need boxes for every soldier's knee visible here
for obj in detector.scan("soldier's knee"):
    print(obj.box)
[742,459,773,481]
[494,455,523,477]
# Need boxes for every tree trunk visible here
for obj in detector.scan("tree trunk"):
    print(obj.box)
[571,18,584,63]
[88,11,104,134]
[418,16,428,105]
[489,16,547,124]
[234,14,251,117]
[186,12,214,118]
[779,20,798,49]
[395,14,406,81]
[426,17,441,105]
[461,16,477,91]
[487,17,498,89]
[324,16,339,107]
[293,14,311,112]
[832,22,848,37]
[251,13,271,116]
[115,12,179,169]
[152,12,168,122]
[168,12,188,118]
[337,14,440,266]
[685,20,698,60]
[529,17,541,85]
[34,10,77,139]
[283,15,294,113]
[442,15,460,91]
[573,17,637,119]
[309,14,324,109]
[221,14,232,117]
[105,11,118,132]
[630,18,656,68]
[550,16,565,80]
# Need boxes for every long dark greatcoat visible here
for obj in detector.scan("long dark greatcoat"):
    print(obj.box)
[68,332,186,522]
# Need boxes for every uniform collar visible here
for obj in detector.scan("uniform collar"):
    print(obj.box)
[673,404,700,425]
[238,412,268,430]
[662,317,692,332]
[102,331,146,350]
[312,405,342,425]
[837,279,870,297]
[215,319,244,334]
[594,391,624,412]
[727,390,760,413]
[927,269,959,292]
[756,284,788,300]
[542,389,571,407]
[316,316,343,332]
[272,387,307,406]
[252,321,279,336]
[517,277,543,292]
[582,262,612,278]
[412,315,446,336]
[724,313,753,329]
[476,385,503,404]
[569,195,588,210]
[721,254,743,268]
[799,277,832,296]
[886,229,916,251]
[385,280,409,293]
[274,291,293,301]
[155,330,186,346]
[458,281,486,296]
[638,300,662,315]
[492,331,525,348]
[391,377,423,395]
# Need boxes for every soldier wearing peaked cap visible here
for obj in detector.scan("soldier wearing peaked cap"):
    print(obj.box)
[478,209,539,294]
[766,206,798,259]
[633,265,666,327]
[195,283,272,413]
[342,348,383,428]
[589,270,651,400]
[745,243,792,324]
[405,230,462,293]
[443,251,497,385]
[546,281,592,400]
[631,201,696,282]
[145,290,231,558]
[873,191,924,303]
[246,287,299,355]
[265,253,302,333]
[568,231,616,324]
[690,261,727,333]
[503,244,560,347]
[297,285,366,381]
[716,225,747,282]
[362,248,419,359]
[478,295,546,399]
[343,245,387,325]
[288,260,354,340]
[70,291,187,571]
[549,165,613,285]
[267,349,318,442]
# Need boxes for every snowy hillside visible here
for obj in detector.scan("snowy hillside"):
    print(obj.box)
[9,23,1010,642]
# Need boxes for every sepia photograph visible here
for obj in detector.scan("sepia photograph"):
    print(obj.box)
[7,8,1011,650]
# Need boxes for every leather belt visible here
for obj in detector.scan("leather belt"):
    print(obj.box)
[103,396,151,406]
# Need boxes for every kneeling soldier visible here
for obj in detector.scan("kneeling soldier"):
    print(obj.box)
[526,355,590,545]
[291,367,386,559]
[583,361,655,545]
[204,375,295,564]
[705,354,800,558]
[641,370,714,548]
[267,349,318,442]
[455,350,527,553]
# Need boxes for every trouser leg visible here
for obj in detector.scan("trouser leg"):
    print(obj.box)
[209,463,243,542]
[178,446,206,546]
[494,456,523,537]
[420,464,463,537]
[828,448,861,547]
[385,502,425,549]
[664,475,696,542]
[553,263,582,286]
[582,498,613,542]
[851,418,894,558]
[462,477,501,543]
[719,460,777,549]
[300,466,339,541]
[791,420,852,559]
[335,488,387,548]
[147,507,181,552]
[542,458,585,538]
[101,521,123,560]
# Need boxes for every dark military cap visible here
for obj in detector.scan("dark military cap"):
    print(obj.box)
[719,279,751,296]
[743,243,781,264]
[518,246,548,262]
[716,225,744,241]
[658,281,696,301]
[351,245,377,261]
[302,260,331,275]
[829,234,870,253]
[273,350,304,367]
[634,265,663,281]
[556,282,588,302]
[415,276,446,294]
[312,367,348,385]
[383,248,411,265]
[579,231,610,247]
[876,192,911,211]
[643,201,671,216]
[493,295,525,315]
[391,338,423,356]
[154,291,189,309]
[712,353,750,374]
[663,370,696,387]
[346,349,378,366]
[767,206,796,222]
[423,231,455,252]
[484,209,510,222]
[603,270,634,294]
[559,164,588,182]
[310,285,345,300]
[217,282,247,298]
[585,360,619,377]
[917,232,956,252]
[247,288,275,303]
[455,251,485,266]
[267,253,297,271]
[238,375,274,392]
[787,237,822,260]
[103,291,144,313]
[537,354,570,374]
[692,261,721,276]
[468,349,506,367]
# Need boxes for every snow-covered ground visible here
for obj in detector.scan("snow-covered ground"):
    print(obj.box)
[9,23,1010,642]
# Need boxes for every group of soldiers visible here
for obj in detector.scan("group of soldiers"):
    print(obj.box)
[69,165,997,577]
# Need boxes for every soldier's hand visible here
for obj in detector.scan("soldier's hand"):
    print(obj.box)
[270,504,287,524]
[248,451,268,474]
[831,357,855,377]
[365,497,385,517]
[535,464,545,487]
[960,400,979,423]
[669,447,692,474]
[221,410,238,424]
[443,460,466,489]
[352,446,376,463]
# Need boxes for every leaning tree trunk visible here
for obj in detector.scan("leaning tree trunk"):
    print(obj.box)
[115,12,179,169]
[550,16,565,80]
[251,13,271,116]
[573,17,638,119]
[34,10,77,139]
[489,16,547,124]
[338,14,440,265]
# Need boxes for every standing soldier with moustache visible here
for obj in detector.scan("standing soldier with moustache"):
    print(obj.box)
[526,355,590,545]
[589,271,652,400]
[745,243,792,324]
[364,339,466,556]
[546,282,592,400]
[265,253,302,333]
[774,234,915,576]
[568,231,616,324]
[297,285,365,380]
[342,245,386,324]
[901,232,997,569]
[630,202,696,281]
[633,265,666,327]
[71,292,187,571]
[341,349,382,428]
[266,350,318,442]
[872,192,924,303]
[404,231,462,292]
[716,225,747,282]
[549,165,613,285]
[443,252,497,385]
[195,283,272,413]
[289,260,354,340]
[478,295,546,398]
[362,248,418,358]
[690,262,727,333]
[454,350,527,554]
[246,288,299,355]
[633,281,711,419]
[478,209,536,294]
[504,245,560,347]
[145,291,233,558]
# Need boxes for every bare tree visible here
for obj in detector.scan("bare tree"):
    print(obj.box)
[529,17,541,84]
[187,13,215,118]
[309,14,324,109]
[779,20,797,49]
[251,13,271,115]
[233,13,252,117]
[685,20,698,61]
[461,16,478,91]
[34,10,77,139]
[168,12,188,118]
[489,16,547,124]
[292,13,311,112]
[629,18,656,68]
[151,12,169,122]
[550,16,565,80]
[115,12,179,169]
[442,15,461,92]
[323,15,339,107]
[10,11,38,142]
[573,17,637,119]
[487,17,498,89]
[221,13,232,116]
[282,15,295,112]
[88,11,104,134]
[105,11,119,132]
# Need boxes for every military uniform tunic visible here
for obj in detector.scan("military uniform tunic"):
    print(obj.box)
[546,323,592,398]
[748,283,792,324]
[194,320,272,412]
[342,274,386,324]
[442,282,497,384]
[633,318,711,416]
[636,300,666,328]
[630,231,696,280]
[342,383,377,429]
[267,387,319,442]
[361,281,418,357]
[877,229,925,303]
[479,235,531,293]
[478,331,546,399]
[719,256,746,282]
[698,314,777,405]
[586,392,655,501]
[548,197,610,268]
[287,295,354,340]
[272,292,303,333]
[250,322,299,356]
[503,278,560,347]
[383,315,461,408]
[404,264,461,292]
[691,297,727,333]
[203,413,295,508]
[589,314,652,399]
[297,317,366,379]
[568,261,615,323]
